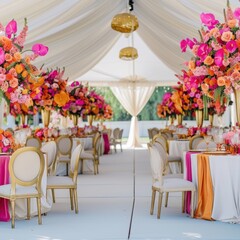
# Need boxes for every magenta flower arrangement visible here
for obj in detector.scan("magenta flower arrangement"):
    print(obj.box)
[178,1,240,115]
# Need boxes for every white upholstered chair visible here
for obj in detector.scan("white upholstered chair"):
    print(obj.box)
[26,136,42,149]
[80,132,101,174]
[56,135,73,175]
[195,139,217,149]
[148,144,195,219]
[189,135,204,149]
[0,147,45,228]
[47,143,83,213]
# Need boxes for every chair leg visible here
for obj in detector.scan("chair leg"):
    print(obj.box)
[157,192,163,219]
[190,191,194,218]
[10,200,15,228]
[70,189,74,210]
[93,161,97,175]
[182,192,185,213]
[66,163,69,176]
[120,143,122,152]
[51,189,56,203]
[80,160,83,174]
[27,198,31,220]
[37,197,42,225]
[150,189,156,215]
[165,192,169,207]
[73,188,79,214]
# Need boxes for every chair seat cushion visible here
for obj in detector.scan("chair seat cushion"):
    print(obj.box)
[47,176,74,186]
[0,184,38,197]
[163,173,183,179]
[58,156,70,163]
[168,156,181,162]
[80,151,94,159]
[153,178,195,192]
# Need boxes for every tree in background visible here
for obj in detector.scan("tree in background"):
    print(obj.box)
[93,87,170,121]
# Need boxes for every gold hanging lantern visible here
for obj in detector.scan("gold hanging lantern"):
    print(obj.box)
[111,13,139,33]
[119,47,138,61]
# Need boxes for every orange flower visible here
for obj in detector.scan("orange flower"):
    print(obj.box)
[188,60,195,70]
[15,64,24,74]
[204,56,214,65]
[9,78,18,88]
[201,83,209,93]
[228,19,237,28]
[5,53,12,62]
[14,52,22,62]
[209,78,217,86]
[22,70,28,78]
[0,36,12,51]
[54,91,70,107]
[221,31,233,42]
[217,77,225,86]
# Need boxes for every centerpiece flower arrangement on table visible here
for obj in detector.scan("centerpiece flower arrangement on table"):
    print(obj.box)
[0,128,15,153]
[33,127,59,141]
[0,19,48,119]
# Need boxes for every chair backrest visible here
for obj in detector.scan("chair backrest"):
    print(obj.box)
[119,129,123,139]
[113,128,120,139]
[106,128,112,140]
[93,132,101,156]
[26,136,42,149]
[56,135,73,156]
[147,143,164,186]
[160,130,173,140]
[69,143,83,182]
[189,135,204,149]
[153,133,168,152]
[41,141,57,175]
[195,140,217,149]
[152,141,168,175]
[9,147,45,195]
[148,128,153,141]
[151,128,160,139]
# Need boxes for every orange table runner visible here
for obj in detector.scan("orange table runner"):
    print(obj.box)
[194,154,214,220]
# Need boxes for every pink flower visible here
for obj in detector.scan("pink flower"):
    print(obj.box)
[180,39,187,52]
[200,13,219,29]
[0,73,6,83]
[226,40,237,53]
[32,43,48,56]
[214,49,224,66]
[0,48,5,65]
[234,8,240,20]
[5,19,17,38]
[197,43,211,60]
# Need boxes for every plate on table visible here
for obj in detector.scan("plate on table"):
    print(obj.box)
[189,148,217,152]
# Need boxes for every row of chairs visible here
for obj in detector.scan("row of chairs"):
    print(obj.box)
[0,143,83,228]
[148,128,173,142]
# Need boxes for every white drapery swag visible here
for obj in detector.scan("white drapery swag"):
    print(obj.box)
[0,0,235,82]
[110,78,155,147]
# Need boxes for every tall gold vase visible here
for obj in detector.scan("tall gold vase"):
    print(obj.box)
[209,114,214,127]
[20,114,28,126]
[168,116,175,125]
[176,114,183,126]
[71,114,79,127]
[234,89,240,126]
[88,115,94,126]
[41,109,51,128]
[195,110,203,128]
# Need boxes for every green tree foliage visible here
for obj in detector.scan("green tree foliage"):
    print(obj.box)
[93,86,171,121]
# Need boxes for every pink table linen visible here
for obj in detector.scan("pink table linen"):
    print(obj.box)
[185,151,195,214]
[0,155,10,222]
[103,133,110,154]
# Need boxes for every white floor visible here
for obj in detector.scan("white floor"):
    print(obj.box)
[1,145,240,240]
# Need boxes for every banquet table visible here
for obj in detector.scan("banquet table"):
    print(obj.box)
[0,154,52,221]
[184,151,240,222]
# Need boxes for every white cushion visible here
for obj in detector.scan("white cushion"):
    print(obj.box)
[0,184,38,197]
[47,176,74,186]
[80,152,94,159]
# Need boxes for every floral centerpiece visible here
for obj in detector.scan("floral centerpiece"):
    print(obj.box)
[178,1,240,116]
[95,103,113,121]
[62,81,89,117]
[0,19,48,118]
[0,128,15,153]
[33,68,69,111]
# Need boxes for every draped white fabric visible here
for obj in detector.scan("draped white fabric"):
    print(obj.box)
[0,0,238,82]
[111,80,155,147]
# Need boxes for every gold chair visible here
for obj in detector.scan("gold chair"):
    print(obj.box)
[80,132,101,174]
[26,136,42,149]
[47,143,83,213]
[56,135,73,175]
[147,143,195,219]
[0,147,45,228]
[189,135,204,149]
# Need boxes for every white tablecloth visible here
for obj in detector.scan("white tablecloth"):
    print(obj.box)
[187,153,240,223]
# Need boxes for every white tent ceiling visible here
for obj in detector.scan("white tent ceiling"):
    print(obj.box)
[2,0,240,86]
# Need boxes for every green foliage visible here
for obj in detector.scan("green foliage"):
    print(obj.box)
[93,86,171,121]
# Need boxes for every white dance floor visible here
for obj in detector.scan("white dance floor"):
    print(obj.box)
[1,145,240,240]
